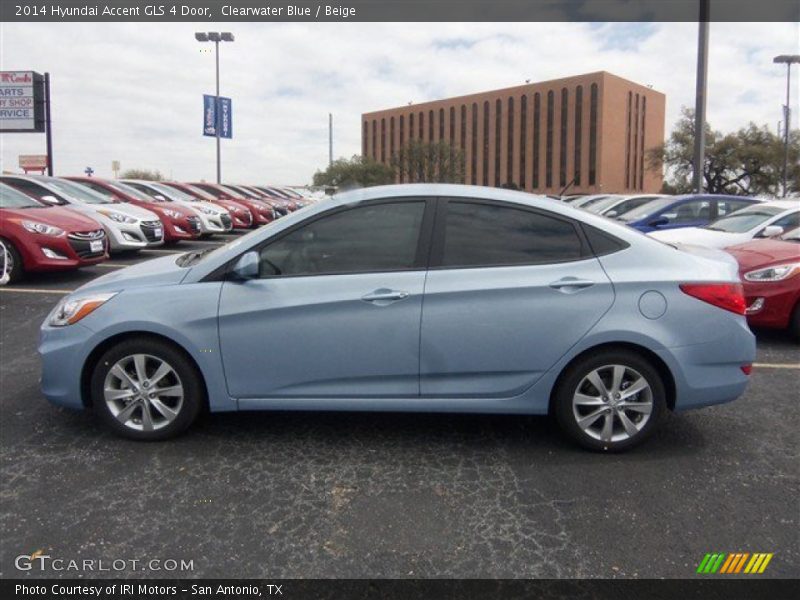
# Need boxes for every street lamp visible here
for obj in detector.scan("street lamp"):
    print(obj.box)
[196,31,235,184]
[773,54,800,198]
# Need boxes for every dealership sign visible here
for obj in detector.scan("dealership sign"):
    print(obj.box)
[18,154,48,170]
[0,71,45,132]
[202,94,232,139]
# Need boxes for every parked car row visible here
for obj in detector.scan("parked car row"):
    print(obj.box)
[564,192,800,337]
[0,174,315,282]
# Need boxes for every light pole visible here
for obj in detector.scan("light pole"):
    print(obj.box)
[773,54,800,198]
[196,31,234,184]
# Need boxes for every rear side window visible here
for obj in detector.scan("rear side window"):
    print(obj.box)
[717,199,753,216]
[581,223,630,256]
[440,201,585,268]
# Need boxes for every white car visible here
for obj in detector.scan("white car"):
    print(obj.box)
[649,200,800,249]
[121,180,232,235]
[586,194,665,218]
[0,175,163,252]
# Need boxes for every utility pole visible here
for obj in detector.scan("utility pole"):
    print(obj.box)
[693,0,710,194]
[773,54,800,197]
[329,113,333,166]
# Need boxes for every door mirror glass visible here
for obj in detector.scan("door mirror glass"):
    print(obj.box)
[605,210,619,218]
[758,225,784,238]
[39,195,60,205]
[231,251,259,280]
[154,194,167,202]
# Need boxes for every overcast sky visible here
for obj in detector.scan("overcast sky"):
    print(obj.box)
[1,21,797,184]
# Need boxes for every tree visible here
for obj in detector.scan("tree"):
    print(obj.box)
[649,107,800,196]
[312,155,394,190]
[391,140,465,184]
[119,168,164,181]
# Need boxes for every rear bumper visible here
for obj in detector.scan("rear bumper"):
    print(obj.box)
[656,318,756,411]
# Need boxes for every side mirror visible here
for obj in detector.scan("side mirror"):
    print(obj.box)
[648,216,669,228]
[154,194,167,202]
[39,194,60,205]
[231,251,259,280]
[605,210,619,218]
[758,225,784,238]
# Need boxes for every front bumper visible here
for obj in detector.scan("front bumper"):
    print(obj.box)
[105,219,164,251]
[39,322,95,410]
[743,281,799,330]
[19,230,107,272]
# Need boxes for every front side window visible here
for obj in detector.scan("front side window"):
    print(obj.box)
[660,200,711,224]
[440,201,584,268]
[716,199,753,216]
[258,201,425,277]
[706,206,785,233]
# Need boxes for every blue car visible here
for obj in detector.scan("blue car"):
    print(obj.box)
[39,185,756,451]
[616,194,760,233]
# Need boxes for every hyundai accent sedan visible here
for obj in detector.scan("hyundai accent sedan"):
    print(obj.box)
[39,185,756,451]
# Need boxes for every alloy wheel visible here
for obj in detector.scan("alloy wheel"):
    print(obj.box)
[571,364,653,443]
[103,354,184,432]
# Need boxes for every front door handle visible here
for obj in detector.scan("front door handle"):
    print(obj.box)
[362,288,410,304]
[549,278,595,293]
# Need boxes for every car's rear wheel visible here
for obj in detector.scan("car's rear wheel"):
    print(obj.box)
[554,349,666,452]
[90,337,203,440]
[790,303,800,342]
[0,238,23,282]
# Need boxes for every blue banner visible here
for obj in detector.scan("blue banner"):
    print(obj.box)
[218,96,232,139]
[203,94,216,137]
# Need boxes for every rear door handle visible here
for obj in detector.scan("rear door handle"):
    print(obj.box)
[549,278,595,292]
[362,289,410,303]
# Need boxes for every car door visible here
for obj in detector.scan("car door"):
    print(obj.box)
[218,198,432,399]
[419,198,614,397]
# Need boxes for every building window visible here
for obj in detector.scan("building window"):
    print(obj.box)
[409,113,414,140]
[495,99,502,187]
[520,95,527,189]
[574,86,582,186]
[559,87,568,188]
[632,93,640,189]
[471,103,478,185]
[482,101,490,186]
[363,121,368,157]
[390,117,395,161]
[372,119,377,161]
[460,105,466,151]
[507,97,514,186]
[449,106,456,173]
[546,90,554,188]
[639,97,647,190]
[533,93,540,189]
[429,109,434,141]
[440,108,446,142]
[399,115,405,182]
[380,118,386,163]
[589,83,598,186]
[419,111,424,139]
[625,91,632,188]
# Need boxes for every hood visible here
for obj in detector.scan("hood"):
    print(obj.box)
[214,198,248,213]
[726,238,800,272]
[143,201,195,219]
[87,202,159,221]
[74,254,189,294]
[0,205,102,231]
[648,227,745,249]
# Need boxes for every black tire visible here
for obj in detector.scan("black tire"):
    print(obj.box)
[90,337,204,440]
[790,303,800,343]
[553,349,666,452]
[0,237,24,283]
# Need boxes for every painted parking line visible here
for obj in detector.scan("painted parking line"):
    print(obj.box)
[753,363,800,369]
[0,287,75,294]
[139,249,184,254]
[95,263,128,268]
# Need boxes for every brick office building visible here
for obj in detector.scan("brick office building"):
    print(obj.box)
[361,71,665,194]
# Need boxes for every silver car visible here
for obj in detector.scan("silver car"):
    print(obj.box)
[0,175,163,252]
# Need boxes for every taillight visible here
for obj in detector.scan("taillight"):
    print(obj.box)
[679,283,746,315]
[741,364,752,375]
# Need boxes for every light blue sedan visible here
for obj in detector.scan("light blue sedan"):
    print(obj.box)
[39,184,756,451]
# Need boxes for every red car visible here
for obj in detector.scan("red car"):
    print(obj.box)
[161,182,253,229]
[727,227,800,338]
[66,177,202,243]
[188,182,277,226]
[227,184,294,215]
[0,182,107,281]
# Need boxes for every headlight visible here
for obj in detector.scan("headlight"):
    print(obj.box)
[98,210,137,224]
[743,262,800,282]
[49,292,117,327]
[22,220,64,236]
[163,209,182,219]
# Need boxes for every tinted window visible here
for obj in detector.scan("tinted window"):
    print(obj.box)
[771,211,800,231]
[0,183,46,208]
[1,179,63,204]
[259,201,425,277]
[716,199,753,216]
[582,223,630,256]
[661,200,710,224]
[441,201,584,268]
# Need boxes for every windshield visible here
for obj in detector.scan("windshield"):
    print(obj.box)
[0,183,47,209]
[585,196,621,213]
[149,182,195,202]
[107,181,157,203]
[781,227,800,242]
[705,206,785,233]
[46,179,112,204]
[180,184,217,202]
[616,197,677,221]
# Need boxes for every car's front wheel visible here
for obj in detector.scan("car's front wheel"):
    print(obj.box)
[90,337,204,440]
[554,349,666,452]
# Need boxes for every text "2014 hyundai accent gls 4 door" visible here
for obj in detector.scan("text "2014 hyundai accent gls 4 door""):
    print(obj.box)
[39,185,756,451]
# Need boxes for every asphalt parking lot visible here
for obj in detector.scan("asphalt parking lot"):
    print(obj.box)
[0,233,798,579]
